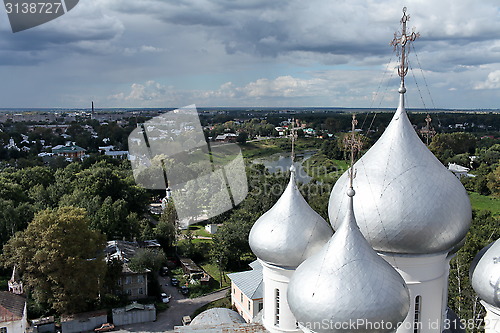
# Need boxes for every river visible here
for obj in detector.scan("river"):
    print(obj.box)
[252,151,316,183]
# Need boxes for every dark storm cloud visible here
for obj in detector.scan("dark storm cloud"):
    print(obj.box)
[1,0,500,108]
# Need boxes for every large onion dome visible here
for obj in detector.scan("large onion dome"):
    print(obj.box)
[470,239,500,308]
[249,166,333,268]
[328,92,472,254]
[288,188,410,333]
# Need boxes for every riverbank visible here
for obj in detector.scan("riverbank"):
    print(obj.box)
[240,137,323,160]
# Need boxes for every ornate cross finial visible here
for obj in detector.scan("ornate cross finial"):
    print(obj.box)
[390,7,420,88]
[343,114,363,189]
[421,114,436,146]
[290,118,296,162]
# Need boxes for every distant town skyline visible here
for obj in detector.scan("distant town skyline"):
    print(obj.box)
[0,0,499,109]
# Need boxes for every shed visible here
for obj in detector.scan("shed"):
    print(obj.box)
[60,310,107,333]
[112,303,156,326]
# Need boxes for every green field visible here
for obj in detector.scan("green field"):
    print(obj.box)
[468,192,500,216]
[302,154,349,183]
[241,137,323,160]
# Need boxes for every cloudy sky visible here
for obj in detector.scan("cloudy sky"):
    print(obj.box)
[0,0,499,109]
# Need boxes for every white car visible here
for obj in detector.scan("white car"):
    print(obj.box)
[161,293,171,303]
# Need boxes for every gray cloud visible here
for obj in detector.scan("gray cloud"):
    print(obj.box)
[0,0,499,108]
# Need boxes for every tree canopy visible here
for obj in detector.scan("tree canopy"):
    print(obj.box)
[1,206,106,315]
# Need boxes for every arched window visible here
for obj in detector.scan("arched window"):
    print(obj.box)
[275,289,280,326]
[414,295,422,333]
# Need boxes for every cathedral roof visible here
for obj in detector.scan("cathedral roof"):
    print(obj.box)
[470,239,500,308]
[288,189,410,333]
[249,167,333,268]
[328,91,472,255]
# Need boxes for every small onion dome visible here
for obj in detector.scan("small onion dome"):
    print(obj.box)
[190,308,246,327]
[288,190,410,333]
[249,167,333,268]
[470,239,500,308]
[328,100,471,254]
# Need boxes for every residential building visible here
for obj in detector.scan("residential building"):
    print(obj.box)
[0,291,27,333]
[118,264,149,300]
[227,261,264,324]
[52,143,86,159]
[205,224,218,234]
[214,133,237,142]
[448,162,475,179]
[105,240,160,300]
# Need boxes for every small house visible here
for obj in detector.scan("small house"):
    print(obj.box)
[205,224,218,234]
[227,261,263,323]
[0,291,28,333]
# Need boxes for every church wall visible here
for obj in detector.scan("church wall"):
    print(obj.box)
[482,302,500,333]
[261,261,301,333]
[380,253,449,333]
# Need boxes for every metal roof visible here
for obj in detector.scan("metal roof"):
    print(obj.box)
[328,92,472,255]
[471,239,500,308]
[227,262,263,300]
[288,193,410,333]
[249,168,333,268]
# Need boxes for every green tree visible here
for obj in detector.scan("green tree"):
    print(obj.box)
[448,210,500,331]
[93,197,139,240]
[128,248,166,273]
[429,132,477,162]
[487,165,500,197]
[236,132,248,144]
[1,206,106,314]
[155,202,179,249]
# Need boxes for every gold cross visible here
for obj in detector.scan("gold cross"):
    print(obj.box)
[390,7,420,80]
[344,114,363,187]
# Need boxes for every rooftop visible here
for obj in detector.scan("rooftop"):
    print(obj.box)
[0,291,25,322]
[227,261,263,299]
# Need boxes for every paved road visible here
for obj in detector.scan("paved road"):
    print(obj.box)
[114,276,228,333]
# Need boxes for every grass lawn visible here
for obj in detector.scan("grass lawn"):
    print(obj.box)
[201,263,232,289]
[241,140,282,159]
[302,154,349,183]
[184,224,213,238]
[170,263,233,298]
[241,137,323,160]
[468,192,500,216]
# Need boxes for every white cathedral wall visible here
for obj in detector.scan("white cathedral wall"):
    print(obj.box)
[261,260,301,333]
[482,302,500,333]
[379,252,449,333]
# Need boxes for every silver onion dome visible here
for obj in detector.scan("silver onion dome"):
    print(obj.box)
[470,239,500,308]
[249,167,333,268]
[328,96,472,254]
[288,190,410,333]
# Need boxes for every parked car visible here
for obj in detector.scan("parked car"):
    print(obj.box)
[180,286,189,295]
[94,323,115,332]
[170,278,179,286]
[160,292,171,303]
[159,267,169,277]
[182,316,191,326]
